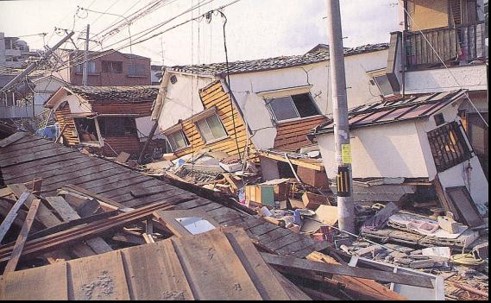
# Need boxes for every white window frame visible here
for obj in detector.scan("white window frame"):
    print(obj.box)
[196,113,228,143]
[166,129,189,151]
[367,69,394,97]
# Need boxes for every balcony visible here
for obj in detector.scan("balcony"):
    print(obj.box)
[0,105,34,119]
[404,21,487,70]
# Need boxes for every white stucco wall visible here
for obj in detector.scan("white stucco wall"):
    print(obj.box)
[156,73,213,132]
[33,77,66,115]
[66,93,92,113]
[154,49,388,149]
[317,120,430,179]
[403,65,488,94]
[317,99,488,208]
[228,49,389,150]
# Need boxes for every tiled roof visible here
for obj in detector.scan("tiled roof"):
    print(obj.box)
[169,43,389,76]
[311,89,467,135]
[66,85,159,103]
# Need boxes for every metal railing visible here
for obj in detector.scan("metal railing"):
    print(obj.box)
[404,21,487,69]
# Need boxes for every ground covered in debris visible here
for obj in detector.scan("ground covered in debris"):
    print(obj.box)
[138,147,489,301]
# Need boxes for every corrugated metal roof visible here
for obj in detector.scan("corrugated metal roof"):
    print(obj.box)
[168,43,389,76]
[66,85,159,103]
[312,89,467,135]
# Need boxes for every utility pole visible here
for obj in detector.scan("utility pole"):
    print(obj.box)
[326,0,355,233]
[82,24,90,86]
[0,31,75,94]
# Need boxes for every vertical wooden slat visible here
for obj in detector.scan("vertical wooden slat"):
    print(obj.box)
[0,262,68,300]
[121,240,194,300]
[67,250,131,300]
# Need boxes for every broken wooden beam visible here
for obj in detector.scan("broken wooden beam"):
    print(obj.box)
[3,198,41,273]
[0,201,173,263]
[260,252,433,289]
[44,196,113,254]
[0,191,30,243]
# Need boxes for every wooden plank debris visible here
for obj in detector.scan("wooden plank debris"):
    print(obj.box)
[44,196,113,254]
[0,191,30,243]
[68,251,130,300]
[222,227,291,300]
[0,261,68,300]
[260,252,434,288]
[3,198,41,273]
[0,132,28,148]
[171,229,263,300]
[121,239,194,300]
[306,251,406,300]
[0,201,173,263]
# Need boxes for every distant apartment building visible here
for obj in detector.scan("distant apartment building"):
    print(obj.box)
[53,49,152,86]
[0,32,38,69]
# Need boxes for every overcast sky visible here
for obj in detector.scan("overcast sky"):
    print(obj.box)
[0,0,401,66]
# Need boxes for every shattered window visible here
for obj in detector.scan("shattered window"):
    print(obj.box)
[74,118,99,143]
[427,121,473,172]
[267,93,320,122]
[196,114,227,143]
[166,130,189,151]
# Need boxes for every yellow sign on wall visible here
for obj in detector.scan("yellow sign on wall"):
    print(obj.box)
[341,144,351,164]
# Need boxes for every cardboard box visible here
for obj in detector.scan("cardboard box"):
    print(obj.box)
[245,179,290,207]
[297,166,329,189]
[302,192,329,210]
[245,184,275,207]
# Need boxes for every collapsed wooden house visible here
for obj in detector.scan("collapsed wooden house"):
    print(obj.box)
[0,131,449,300]
[44,85,165,159]
[149,44,390,184]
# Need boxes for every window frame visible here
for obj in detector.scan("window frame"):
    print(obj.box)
[128,63,146,77]
[166,129,190,151]
[265,92,321,123]
[427,121,473,172]
[195,113,228,144]
[75,61,96,74]
[98,116,137,137]
[102,60,123,74]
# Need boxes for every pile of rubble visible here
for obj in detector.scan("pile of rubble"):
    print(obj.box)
[120,148,489,300]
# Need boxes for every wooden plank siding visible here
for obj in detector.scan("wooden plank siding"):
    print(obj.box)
[273,115,327,152]
[101,136,141,158]
[172,80,256,161]
[55,104,79,146]
[91,102,152,115]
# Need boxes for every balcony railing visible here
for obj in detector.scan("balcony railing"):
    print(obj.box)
[0,105,34,119]
[404,21,487,70]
